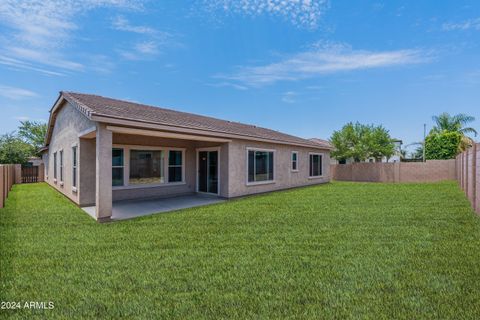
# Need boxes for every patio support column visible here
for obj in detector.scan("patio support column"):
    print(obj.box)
[95,123,112,222]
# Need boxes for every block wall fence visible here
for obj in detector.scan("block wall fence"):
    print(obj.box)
[456,143,480,215]
[330,160,456,183]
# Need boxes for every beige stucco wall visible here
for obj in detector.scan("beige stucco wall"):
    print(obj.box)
[227,139,330,198]
[44,101,96,205]
[110,134,229,201]
[79,138,96,206]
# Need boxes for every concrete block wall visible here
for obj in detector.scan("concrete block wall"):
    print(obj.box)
[331,160,456,183]
[456,144,479,215]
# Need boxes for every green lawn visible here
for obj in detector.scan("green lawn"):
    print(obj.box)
[1,182,480,319]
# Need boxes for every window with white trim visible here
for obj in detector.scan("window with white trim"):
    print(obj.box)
[59,150,64,182]
[248,149,274,183]
[309,153,323,177]
[72,146,78,188]
[168,150,183,183]
[112,148,124,186]
[291,151,298,171]
[53,152,57,180]
[45,154,49,178]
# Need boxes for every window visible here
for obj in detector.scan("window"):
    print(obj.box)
[44,154,49,178]
[112,148,124,186]
[168,150,183,183]
[291,151,298,171]
[59,150,64,182]
[72,146,78,188]
[309,153,323,177]
[130,150,164,185]
[248,149,274,183]
[53,152,57,180]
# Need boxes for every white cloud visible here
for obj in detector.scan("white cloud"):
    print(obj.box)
[206,82,248,90]
[118,41,161,60]
[0,85,38,100]
[442,18,480,31]
[0,0,143,75]
[111,16,174,61]
[281,91,297,103]
[112,15,156,34]
[0,54,65,76]
[135,41,159,54]
[7,47,84,71]
[216,43,432,86]
[201,0,329,29]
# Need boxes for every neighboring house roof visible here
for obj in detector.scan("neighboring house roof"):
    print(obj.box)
[309,138,333,150]
[45,91,330,149]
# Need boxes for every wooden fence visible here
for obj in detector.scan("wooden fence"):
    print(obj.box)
[0,164,21,209]
[22,166,39,183]
[456,143,480,214]
[331,160,457,183]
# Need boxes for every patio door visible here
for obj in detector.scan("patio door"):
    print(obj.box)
[197,149,219,194]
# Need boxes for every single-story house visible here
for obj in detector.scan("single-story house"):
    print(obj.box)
[42,92,332,222]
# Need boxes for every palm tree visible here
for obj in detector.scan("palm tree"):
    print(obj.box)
[432,113,477,137]
[431,113,477,152]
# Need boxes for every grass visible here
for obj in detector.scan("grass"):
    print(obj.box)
[1,181,480,319]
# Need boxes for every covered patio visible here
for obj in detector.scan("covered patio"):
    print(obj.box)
[78,123,230,222]
[82,194,224,221]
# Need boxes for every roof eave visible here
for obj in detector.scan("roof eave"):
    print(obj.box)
[91,114,329,150]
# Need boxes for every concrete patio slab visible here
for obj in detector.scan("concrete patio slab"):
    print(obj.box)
[82,194,224,221]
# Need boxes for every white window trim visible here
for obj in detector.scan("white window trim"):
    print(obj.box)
[291,151,299,172]
[45,154,49,180]
[53,151,57,183]
[112,144,186,190]
[195,147,221,195]
[246,147,276,186]
[72,144,78,192]
[308,152,324,179]
[59,149,64,186]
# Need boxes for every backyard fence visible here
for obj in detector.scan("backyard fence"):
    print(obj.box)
[456,143,480,214]
[331,160,457,183]
[22,166,41,183]
[0,164,21,209]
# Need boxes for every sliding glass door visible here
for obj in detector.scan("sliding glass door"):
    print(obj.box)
[198,150,218,194]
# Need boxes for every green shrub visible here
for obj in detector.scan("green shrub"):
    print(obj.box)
[425,131,462,160]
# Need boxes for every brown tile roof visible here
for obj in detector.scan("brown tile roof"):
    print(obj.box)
[309,138,333,149]
[61,91,329,149]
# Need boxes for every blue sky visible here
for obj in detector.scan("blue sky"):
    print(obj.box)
[0,1,479,151]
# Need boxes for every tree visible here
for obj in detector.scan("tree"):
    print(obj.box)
[368,125,396,161]
[330,122,395,162]
[432,113,477,136]
[0,133,34,164]
[431,113,477,152]
[18,120,47,155]
[412,145,424,160]
[425,131,462,160]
